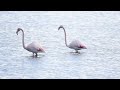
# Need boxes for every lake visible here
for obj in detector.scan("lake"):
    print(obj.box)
[0,11,120,79]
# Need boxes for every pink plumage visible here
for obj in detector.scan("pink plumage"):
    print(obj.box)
[58,25,87,53]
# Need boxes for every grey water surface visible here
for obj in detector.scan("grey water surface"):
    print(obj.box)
[0,11,120,79]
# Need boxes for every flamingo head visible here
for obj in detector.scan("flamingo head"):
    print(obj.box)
[58,25,64,30]
[16,28,22,35]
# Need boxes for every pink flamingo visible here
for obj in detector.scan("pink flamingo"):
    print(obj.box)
[58,25,87,53]
[16,28,45,57]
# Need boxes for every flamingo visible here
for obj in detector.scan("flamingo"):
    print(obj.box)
[58,25,87,53]
[16,28,45,57]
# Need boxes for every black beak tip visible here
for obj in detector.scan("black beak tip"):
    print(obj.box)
[16,32,18,35]
[58,27,61,30]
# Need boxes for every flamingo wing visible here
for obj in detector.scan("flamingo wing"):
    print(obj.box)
[69,40,86,50]
[26,41,44,53]
[69,40,81,48]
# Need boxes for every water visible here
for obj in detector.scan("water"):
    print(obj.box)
[0,11,120,79]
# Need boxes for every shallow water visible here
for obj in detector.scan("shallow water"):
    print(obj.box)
[0,11,120,79]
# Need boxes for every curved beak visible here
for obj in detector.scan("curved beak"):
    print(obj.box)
[58,27,61,30]
[16,31,18,35]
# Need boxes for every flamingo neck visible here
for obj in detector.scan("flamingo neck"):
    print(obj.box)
[20,29,26,49]
[62,27,68,47]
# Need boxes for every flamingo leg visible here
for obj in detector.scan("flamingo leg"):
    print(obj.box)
[75,50,79,53]
[33,53,35,56]
[35,53,38,57]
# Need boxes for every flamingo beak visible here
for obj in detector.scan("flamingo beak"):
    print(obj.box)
[58,26,62,30]
[58,27,60,30]
[16,31,18,35]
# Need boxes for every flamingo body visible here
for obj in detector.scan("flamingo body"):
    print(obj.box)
[16,28,45,57]
[26,41,45,53]
[68,40,86,50]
